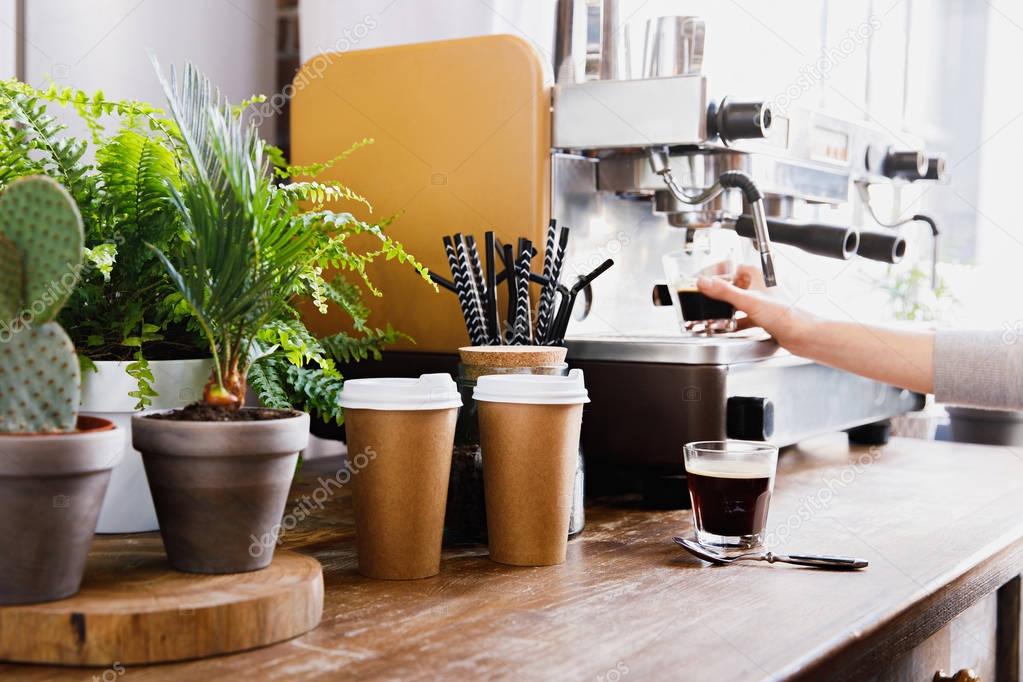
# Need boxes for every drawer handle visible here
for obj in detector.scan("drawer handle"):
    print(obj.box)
[933,669,980,682]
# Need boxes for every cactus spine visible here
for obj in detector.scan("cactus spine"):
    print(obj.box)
[0,176,84,433]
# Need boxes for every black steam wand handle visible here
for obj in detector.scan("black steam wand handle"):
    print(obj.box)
[856,230,907,264]
[732,216,860,261]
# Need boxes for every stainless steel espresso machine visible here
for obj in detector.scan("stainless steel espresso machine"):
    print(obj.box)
[550,2,945,500]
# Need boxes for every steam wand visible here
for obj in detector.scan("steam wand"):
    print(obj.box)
[648,147,777,287]
[855,182,940,289]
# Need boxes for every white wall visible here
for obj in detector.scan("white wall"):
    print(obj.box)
[20,0,275,112]
[0,0,17,79]
[299,0,558,75]
[968,0,1023,326]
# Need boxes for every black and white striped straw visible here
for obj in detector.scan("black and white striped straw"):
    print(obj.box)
[444,236,487,345]
[512,242,533,344]
[535,219,558,344]
[455,234,488,344]
[465,235,490,343]
[541,226,570,343]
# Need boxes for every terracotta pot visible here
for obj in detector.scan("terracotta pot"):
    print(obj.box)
[132,409,310,574]
[0,417,123,604]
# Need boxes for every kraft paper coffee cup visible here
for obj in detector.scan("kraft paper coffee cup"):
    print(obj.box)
[473,369,589,566]
[339,374,461,579]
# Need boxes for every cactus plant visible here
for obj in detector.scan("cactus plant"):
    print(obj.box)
[0,234,21,324]
[0,176,84,433]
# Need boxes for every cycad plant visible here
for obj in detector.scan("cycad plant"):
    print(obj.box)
[151,61,430,411]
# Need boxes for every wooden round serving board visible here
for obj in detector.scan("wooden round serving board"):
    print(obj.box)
[0,538,323,666]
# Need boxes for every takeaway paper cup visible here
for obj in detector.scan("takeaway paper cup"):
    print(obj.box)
[340,374,460,579]
[474,369,589,566]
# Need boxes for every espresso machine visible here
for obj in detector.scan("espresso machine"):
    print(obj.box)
[289,2,945,503]
[548,2,945,499]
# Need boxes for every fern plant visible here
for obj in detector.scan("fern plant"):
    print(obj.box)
[0,79,207,408]
[151,61,431,419]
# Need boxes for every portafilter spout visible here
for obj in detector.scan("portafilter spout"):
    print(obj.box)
[647,148,778,287]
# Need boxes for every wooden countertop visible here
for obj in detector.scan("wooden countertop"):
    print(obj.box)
[6,435,1023,681]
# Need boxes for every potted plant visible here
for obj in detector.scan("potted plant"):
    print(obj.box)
[131,61,430,573]
[0,80,210,532]
[879,263,957,440]
[0,176,122,604]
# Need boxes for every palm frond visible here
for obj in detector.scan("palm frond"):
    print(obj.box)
[154,61,320,391]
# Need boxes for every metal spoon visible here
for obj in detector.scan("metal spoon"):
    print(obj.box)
[672,536,868,570]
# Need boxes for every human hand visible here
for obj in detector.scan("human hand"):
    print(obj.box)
[697,265,815,351]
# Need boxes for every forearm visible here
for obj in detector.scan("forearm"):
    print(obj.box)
[787,319,935,395]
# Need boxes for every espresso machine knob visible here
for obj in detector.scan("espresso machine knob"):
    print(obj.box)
[709,99,772,143]
[881,149,928,180]
[726,396,775,441]
[923,153,947,181]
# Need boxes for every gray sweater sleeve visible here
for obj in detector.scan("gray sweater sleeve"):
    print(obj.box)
[934,330,1023,410]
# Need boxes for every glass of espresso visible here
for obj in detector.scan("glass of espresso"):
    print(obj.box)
[662,231,739,334]
[684,440,778,551]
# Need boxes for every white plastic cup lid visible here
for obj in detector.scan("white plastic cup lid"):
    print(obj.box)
[339,374,461,411]
[473,368,590,405]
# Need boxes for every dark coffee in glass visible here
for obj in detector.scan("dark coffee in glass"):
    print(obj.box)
[676,288,736,325]
[663,234,740,335]
[684,441,778,551]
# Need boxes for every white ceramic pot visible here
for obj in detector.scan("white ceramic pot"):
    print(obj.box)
[81,359,211,533]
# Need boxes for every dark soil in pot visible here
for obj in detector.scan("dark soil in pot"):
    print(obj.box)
[149,404,293,422]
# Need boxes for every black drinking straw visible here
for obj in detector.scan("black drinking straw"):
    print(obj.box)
[428,271,458,293]
[548,258,615,345]
[494,238,509,267]
[484,231,498,344]
[535,219,558,344]
[495,241,537,286]
[503,242,516,343]
[444,235,486,345]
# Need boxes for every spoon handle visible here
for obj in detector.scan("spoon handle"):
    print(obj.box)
[771,553,868,570]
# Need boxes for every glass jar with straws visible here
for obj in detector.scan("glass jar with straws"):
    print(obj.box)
[427,220,614,544]
[447,346,584,545]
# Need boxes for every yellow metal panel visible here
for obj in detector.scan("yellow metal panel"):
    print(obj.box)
[291,35,551,352]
